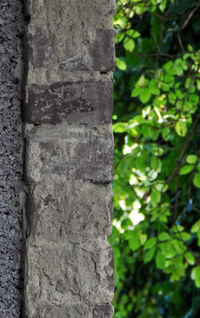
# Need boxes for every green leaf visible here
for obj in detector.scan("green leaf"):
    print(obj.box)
[188,44,193,52]
[191,266,200,288]
[186,155,198,164]
[163,61,173,73]
[179,165,194,175]
[128,231,141,251]
[113,14,128,28]
[189,94,199,106]
[172,239,186,254]
[175,89,184,99]
[144,247,156,263]
[193,173,200,189]
[138,232,147,245]
[185,252,195,265]
[116,57,127,71]
[155,250,166,269]
[183,101,193,111]
[115,32,124,44]
[151,156,159,170]
[185,77,192,88]
[191,220,200,233]
[113,122,127,133]
[173,65,183,76]
[131,87,141,97]
[138,75,146,87]
[159,0,167,12]
[161,82,170,92]
[197,229,200,246]
[158,232,170,241]
[172,225,184,233]
[141,125,152,137]
[151,189,161,207]
[168,92,176,104]
[165,74,174,83]
[159,242,176,258]
[126,29,141,39]
[162,127,171,140]
[178,232,191,241]
[139,88,151,104]
[197,79,200,90]
[175,120,187,137]
[123,37,135,52]
[144,237,157,250]
[149,79,160,95]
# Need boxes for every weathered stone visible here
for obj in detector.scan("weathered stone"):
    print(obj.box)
[26,124,113,183]
[24,0,115,316]
[25,81,113,124]
[27,0,115,73]
[24,303,113,318]
[93,304,114,318]
[26,176,113,240]
[24,240,114,317]
[24,303,89,318]
[0,0,24,317]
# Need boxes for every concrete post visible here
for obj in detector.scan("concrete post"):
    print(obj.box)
[24,1,115,317]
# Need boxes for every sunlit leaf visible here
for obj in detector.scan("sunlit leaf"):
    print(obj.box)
[179,165,194,175]
[116,57,127,70]
[175,120,187,137]
[191,266,200,288]
[186,155,198,164]
[193,173,200,189]
[185,252,195,265]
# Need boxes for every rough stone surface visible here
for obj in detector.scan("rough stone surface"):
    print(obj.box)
[0,1,24,317]
[25,124,113,183]
[26,176,113,241]
[25,81,113,124]
[25,240,114,317]
[26,0,115,74]
[24,0,115,317]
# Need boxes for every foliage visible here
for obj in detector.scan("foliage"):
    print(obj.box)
[110,1,200,317]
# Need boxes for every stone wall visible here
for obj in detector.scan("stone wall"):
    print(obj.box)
[23,1,115,318]
[0,1,24,317]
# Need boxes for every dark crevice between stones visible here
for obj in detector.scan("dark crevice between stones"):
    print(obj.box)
[100,71,110,75]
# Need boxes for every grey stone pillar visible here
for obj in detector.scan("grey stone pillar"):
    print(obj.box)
[24,1,115,317]
[0,1,24,317]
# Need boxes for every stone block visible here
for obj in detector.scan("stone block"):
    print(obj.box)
[93,304,114,318]
[26,124,113,183]
[25,240,114,317]
[26,176,113,240]
[25,303,90,318]
[25,81,113,124]
[27,0,115,72]
[25,303,114,318]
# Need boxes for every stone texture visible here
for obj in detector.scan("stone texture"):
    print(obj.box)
[24,303,114,318]
[24,0,115,317]
[25,124,113,183]
[93,304,114,318]
[0,0,24,317]
[26,0,115,74]
[25,81,113,124]
[26,176,113,241]
[24,240,114,318]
